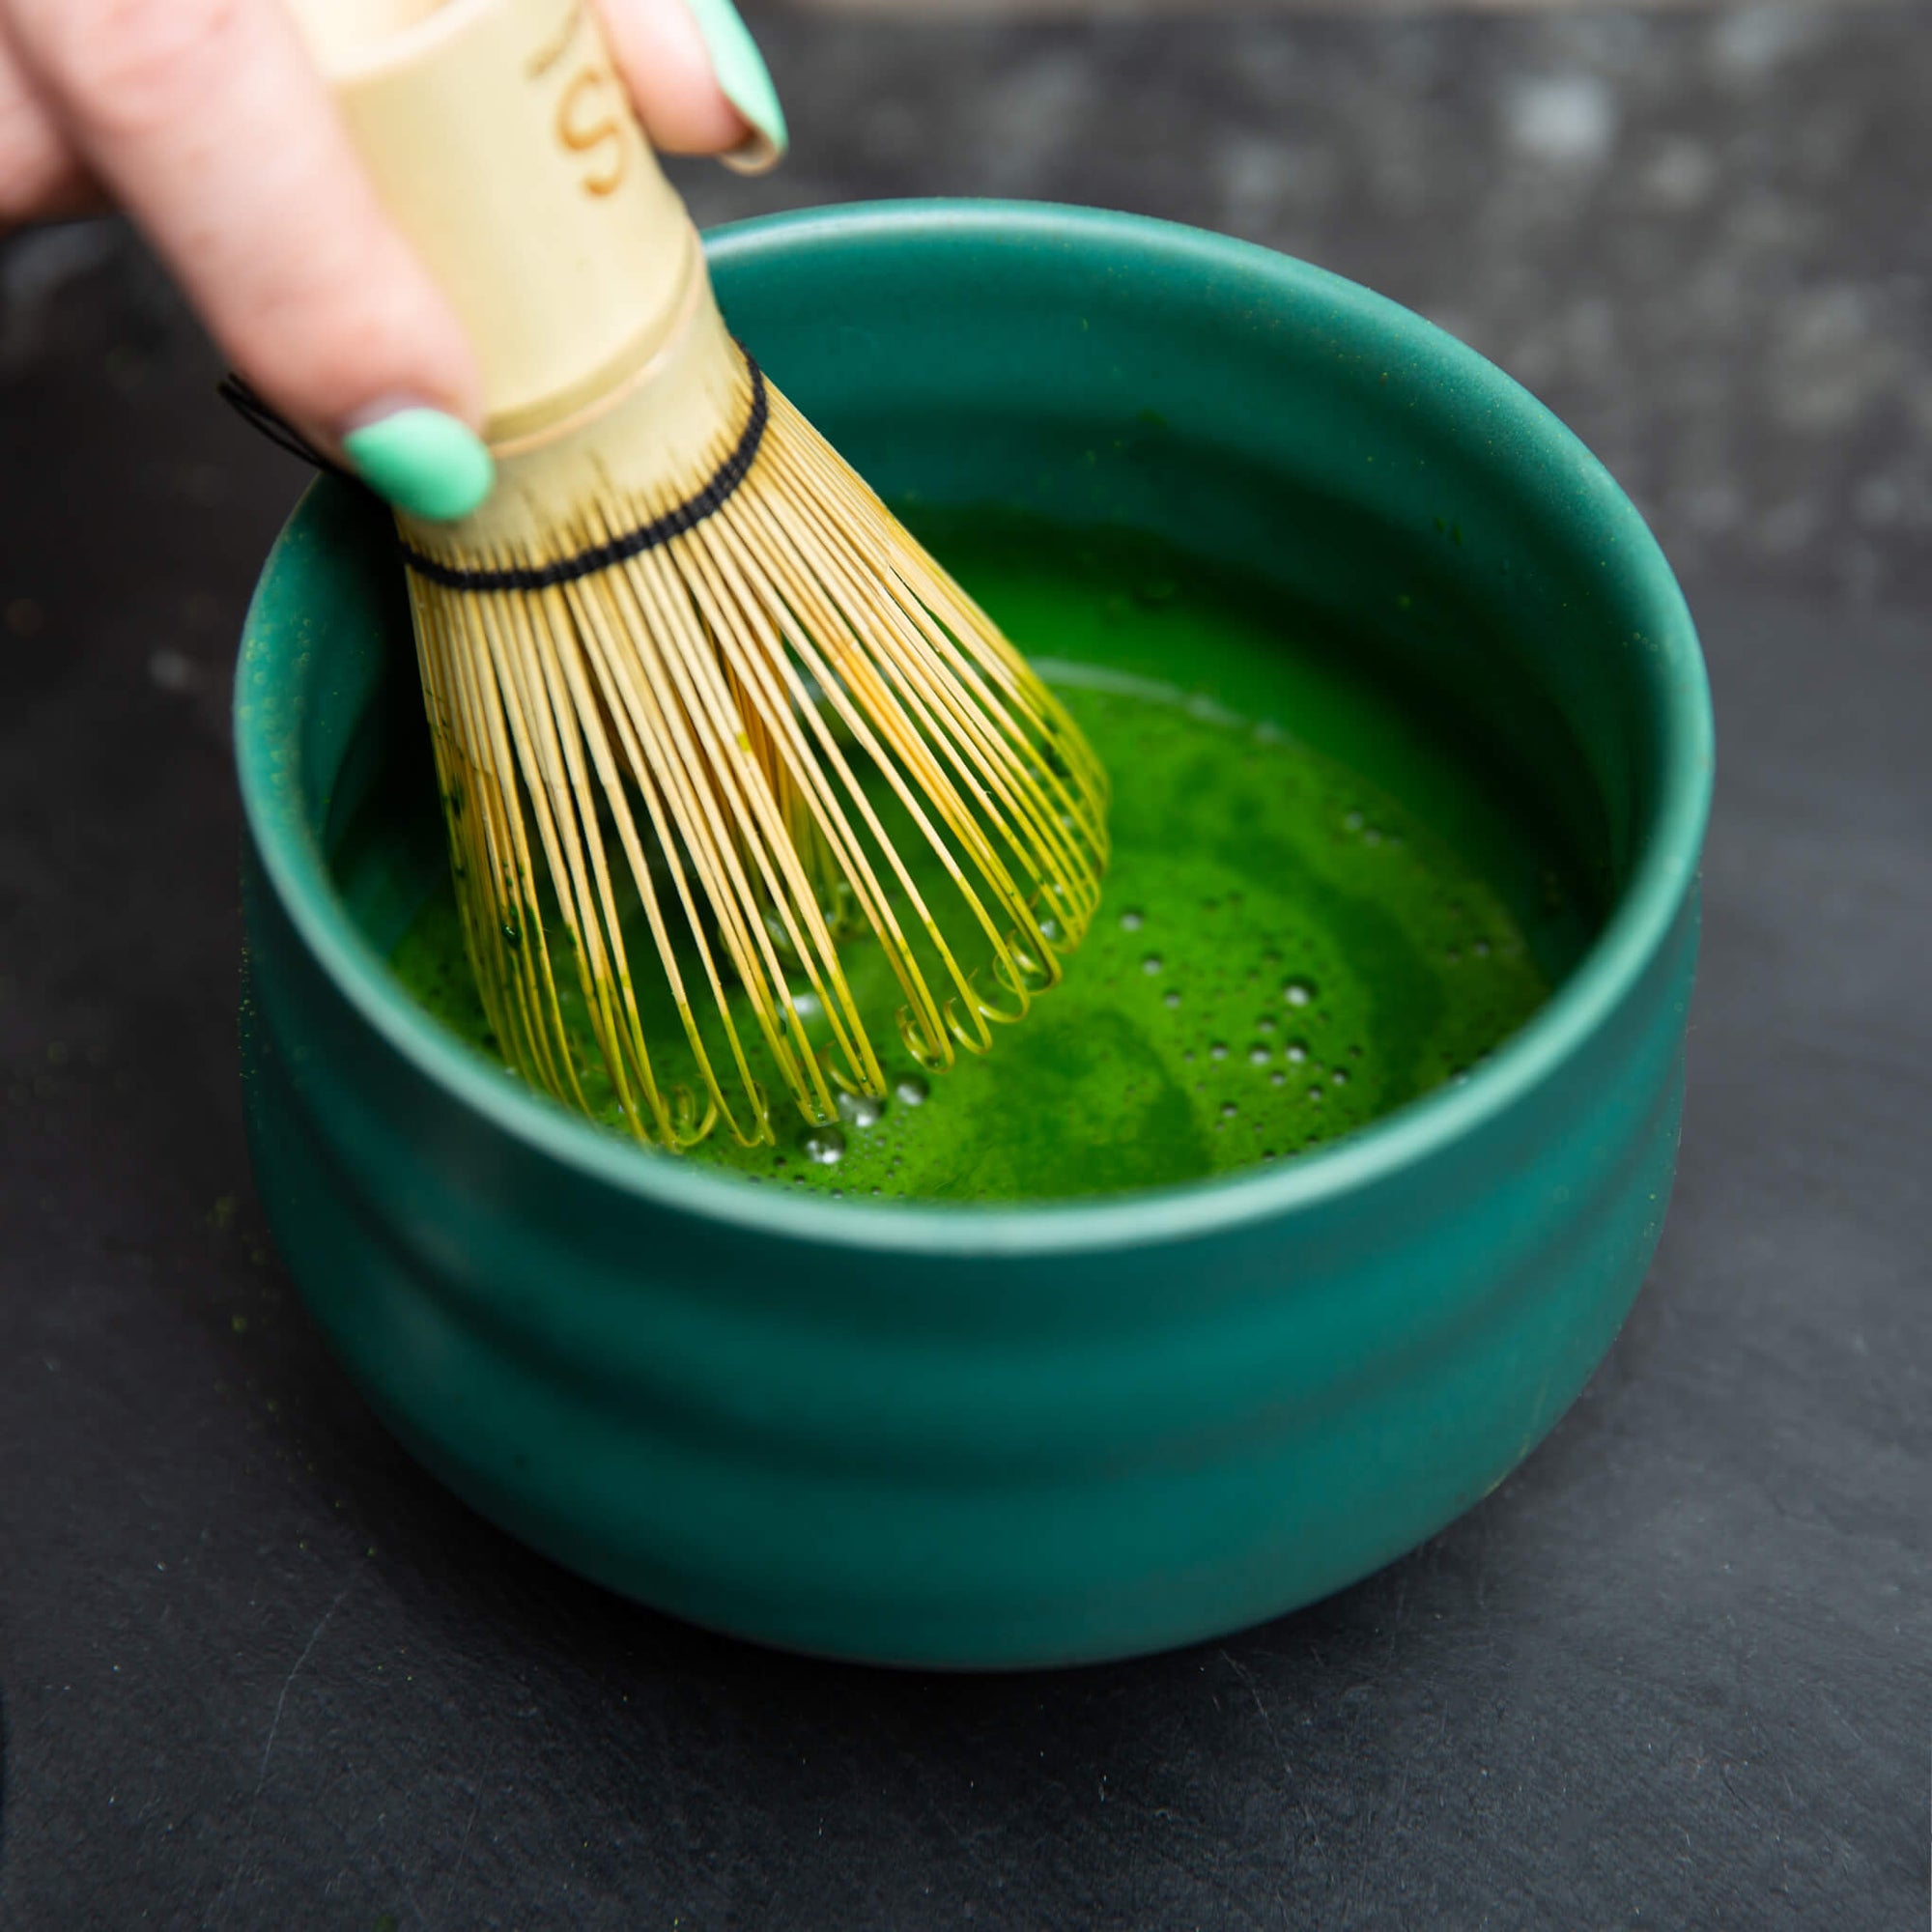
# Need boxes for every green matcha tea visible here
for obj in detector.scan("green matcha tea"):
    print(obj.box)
[387,516,1582,1203]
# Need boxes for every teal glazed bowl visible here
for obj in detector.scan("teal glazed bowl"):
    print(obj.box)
[235,202,1712,1669]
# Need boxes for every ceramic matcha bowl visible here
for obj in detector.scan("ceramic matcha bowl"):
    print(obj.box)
[235,202,1712,1668]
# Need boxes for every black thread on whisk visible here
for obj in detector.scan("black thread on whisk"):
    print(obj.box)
[216,371,357,480]
[215,353,772,590]
[398,355,771,593]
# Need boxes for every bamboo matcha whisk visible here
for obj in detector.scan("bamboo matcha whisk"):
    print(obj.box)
[284,0,1108,1150]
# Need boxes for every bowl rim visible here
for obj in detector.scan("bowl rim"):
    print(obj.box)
[235,197,1714,1259]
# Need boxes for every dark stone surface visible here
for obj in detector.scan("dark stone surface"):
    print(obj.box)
[1,9,1926,1928]
[696,1,1932,611]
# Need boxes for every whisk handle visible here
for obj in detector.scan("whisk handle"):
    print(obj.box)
[284,0,703,446]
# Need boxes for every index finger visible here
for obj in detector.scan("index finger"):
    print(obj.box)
[9,0,480,441]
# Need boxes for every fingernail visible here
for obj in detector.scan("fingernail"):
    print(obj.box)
[342,408,495,521]
[683,0,787,174]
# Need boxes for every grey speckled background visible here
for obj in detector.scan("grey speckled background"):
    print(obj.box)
[0,6,1926,1929]
[668,2,1932,610]
[3,5,1924,609]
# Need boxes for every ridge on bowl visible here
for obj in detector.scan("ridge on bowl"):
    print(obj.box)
[234,201,1712,1669]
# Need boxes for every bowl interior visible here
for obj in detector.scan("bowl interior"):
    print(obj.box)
[240,201,1710,1226]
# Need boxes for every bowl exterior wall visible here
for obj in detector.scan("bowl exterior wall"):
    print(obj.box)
[236,203,1710,1667]
[242,851,1691,1666]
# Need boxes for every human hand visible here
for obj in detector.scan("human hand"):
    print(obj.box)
[0,0,785,517]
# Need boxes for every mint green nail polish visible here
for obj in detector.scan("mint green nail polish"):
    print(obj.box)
[342,409,494,522]
[684,0,787,167]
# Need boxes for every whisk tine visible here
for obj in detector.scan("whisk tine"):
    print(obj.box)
[271,0,1107,1150]
[702,513,1029,1063]
[400,353,1107,1150]
[422,586,576,1113]
[559,567,770,1145]
[627,505,895,1100]
[626,515,868,1095]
